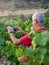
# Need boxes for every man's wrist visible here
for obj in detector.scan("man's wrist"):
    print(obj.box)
[9,32,14,37]
[9,31,14,33]
[8,32,12,34]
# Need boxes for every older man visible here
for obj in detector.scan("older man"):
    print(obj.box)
[7,12,47,63]
[7,12,46,47]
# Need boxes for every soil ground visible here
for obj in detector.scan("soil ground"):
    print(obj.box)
[0,0,49,16]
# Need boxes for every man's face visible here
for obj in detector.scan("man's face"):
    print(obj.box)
[32,19,38,28]
[32,19,43,29]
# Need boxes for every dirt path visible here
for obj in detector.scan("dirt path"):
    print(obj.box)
[0,9,48,16]
[0,1,49,16]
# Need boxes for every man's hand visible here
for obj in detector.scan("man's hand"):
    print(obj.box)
[7,26,27,35]
[7,26,13,33]
[7,26,20,46]
[18,55,33,64]
[16,27,27,35]
[18,55,27,63]
[16,27,23,33]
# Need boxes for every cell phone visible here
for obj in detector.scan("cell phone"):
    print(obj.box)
[10,27,17,33]
[13,27,17,31]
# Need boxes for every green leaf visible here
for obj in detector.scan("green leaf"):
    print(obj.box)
[15,47,23,57]
[30,33,35,39]
[25,62,30,65]
[0,35,5,45]
[33,32,49,46]
[39,47,47,54]
[43,53,49,65]
[26,48,34,55]
[33,60,39,65]
[45,41,49,50]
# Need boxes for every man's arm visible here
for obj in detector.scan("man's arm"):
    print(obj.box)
[9,33,20,46]
[15,27,27,35]
[19,30,27,35]
[7,26,20,46]
[15,27,34,35]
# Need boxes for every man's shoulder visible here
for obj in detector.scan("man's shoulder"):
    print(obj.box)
[37,27,47,31]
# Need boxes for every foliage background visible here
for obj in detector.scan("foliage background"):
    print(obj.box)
[0,15,49,65]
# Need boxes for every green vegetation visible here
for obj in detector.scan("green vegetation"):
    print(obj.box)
[0,15,49,65]
[45,10,49,18]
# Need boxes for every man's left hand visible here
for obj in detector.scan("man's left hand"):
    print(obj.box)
[7,26,13,33]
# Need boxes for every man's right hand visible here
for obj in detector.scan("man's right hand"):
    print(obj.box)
[16,27,27,35]
[7,26,13,33]
[16,27,23,33]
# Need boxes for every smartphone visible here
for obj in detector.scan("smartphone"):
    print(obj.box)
[13,27,17,31]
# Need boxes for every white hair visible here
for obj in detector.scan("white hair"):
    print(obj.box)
[32,12,44,23]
